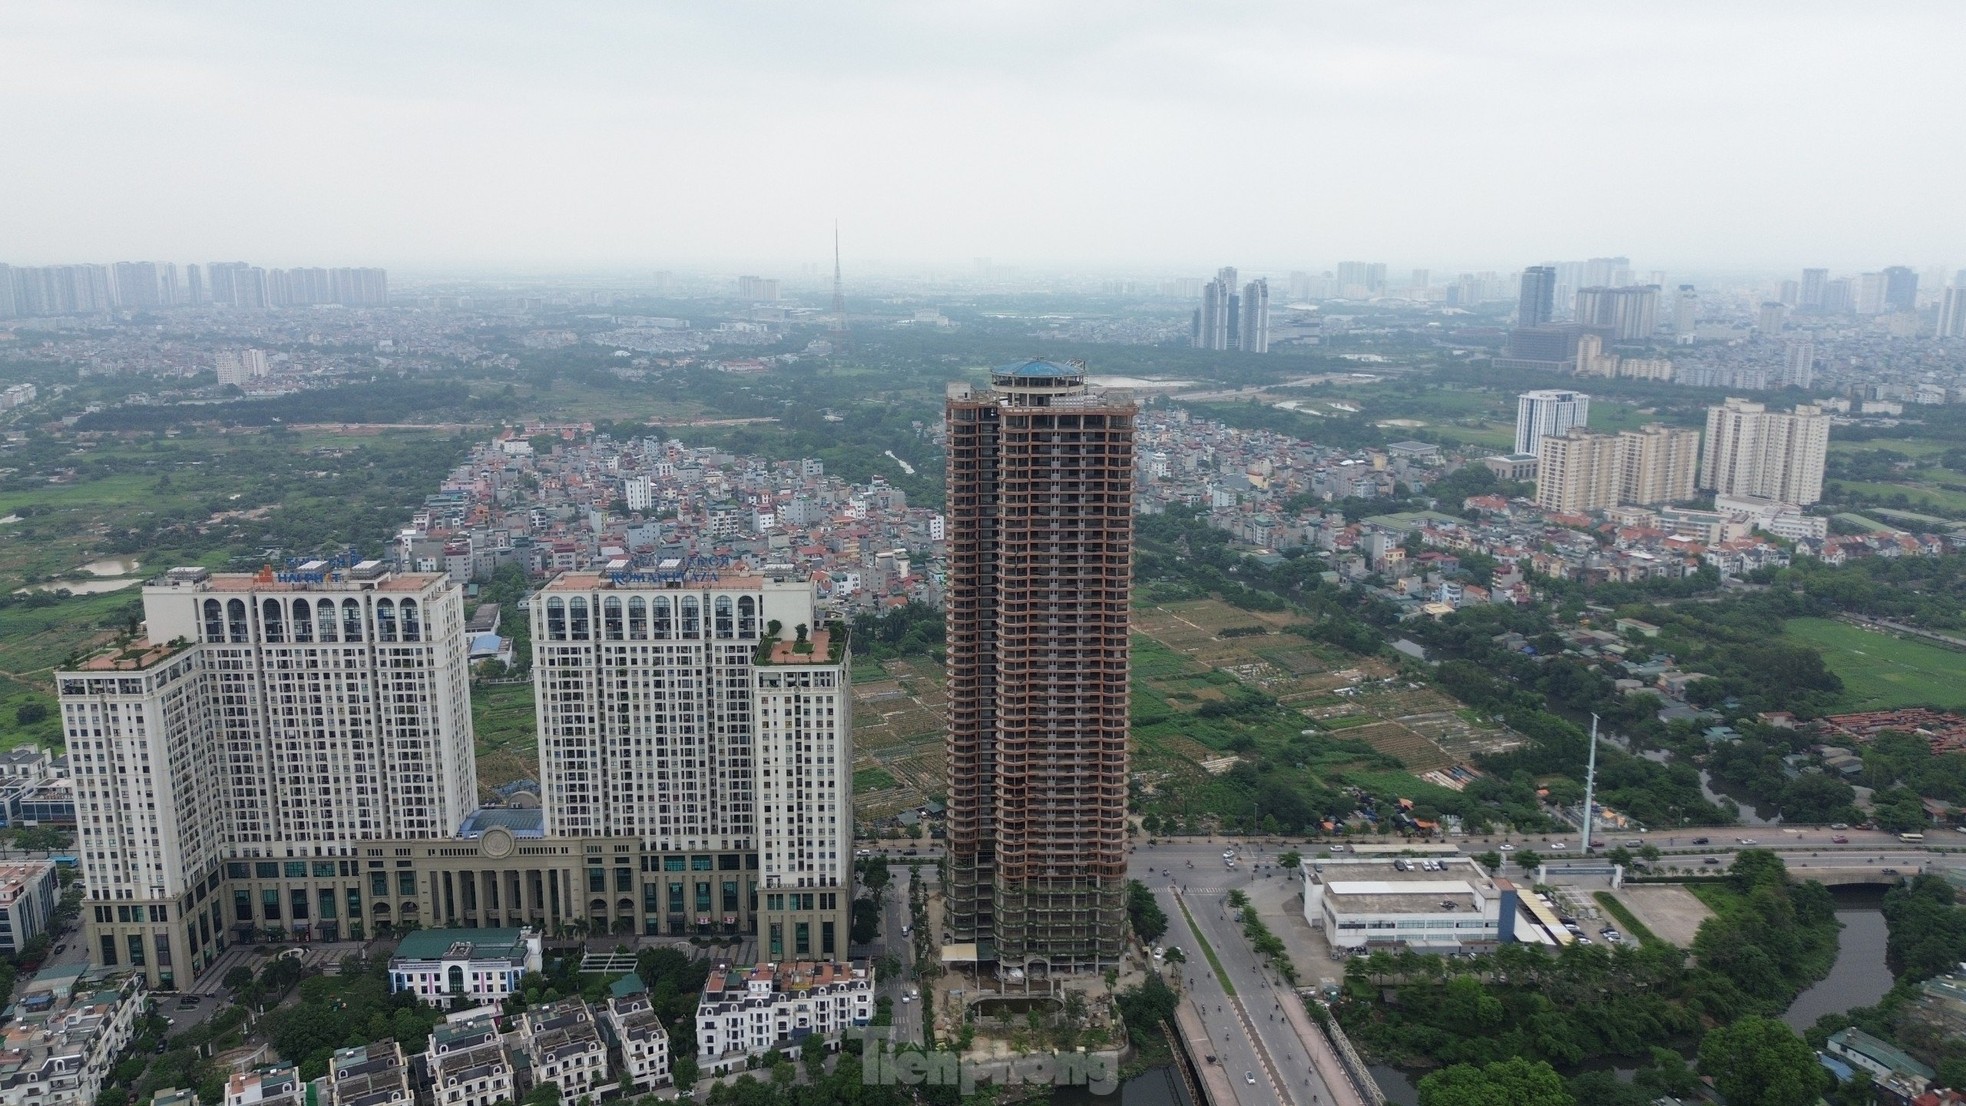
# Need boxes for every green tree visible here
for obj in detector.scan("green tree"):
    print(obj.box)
[1697,1016,1826,1106]
[1125,880,1168,944]
[1417,1056,1574,1106]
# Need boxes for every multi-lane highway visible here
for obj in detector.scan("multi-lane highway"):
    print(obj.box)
[1123,827,1957,1106]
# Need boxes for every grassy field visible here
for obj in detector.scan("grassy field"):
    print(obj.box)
[471,681,539,797]
[1829,478,1966,516]
[1785,617,1966,710]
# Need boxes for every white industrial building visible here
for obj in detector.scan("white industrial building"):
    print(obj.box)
[1300,856,1516,952]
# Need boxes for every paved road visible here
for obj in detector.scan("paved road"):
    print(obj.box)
[1139,843,1352,1106]
[880,864,922,1045]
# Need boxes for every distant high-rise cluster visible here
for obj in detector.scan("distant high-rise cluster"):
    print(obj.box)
[0,260,387,318]
[1191,266,1269,353]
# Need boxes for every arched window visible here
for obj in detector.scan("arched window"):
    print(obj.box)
[569,597,590,640]
[400,599,421,643]
[342,599,363,642]
[628,596,646,639]
[651,597,672,638]
[226,599,248,643]
[375,600,397,643]
[545,598,567,641]
[292,599,312,643]
[262,599,285,643]
[680,596,700,638]
[714,596,734,639]
[603,597,624,641]
[318,601,338,643]
[203,599,224,643]
[737,596,757,638]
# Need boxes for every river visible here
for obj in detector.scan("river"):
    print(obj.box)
[1365,889,1893,1105]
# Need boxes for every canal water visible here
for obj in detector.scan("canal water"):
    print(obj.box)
[1365,887,1893,1105]
[1053,1064,1193,1106]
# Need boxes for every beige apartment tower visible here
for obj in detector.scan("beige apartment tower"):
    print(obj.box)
[946,361,1134,972]
[1535,429,1626,513]
[1619,424,1702,507]
[1701,398,1830,505]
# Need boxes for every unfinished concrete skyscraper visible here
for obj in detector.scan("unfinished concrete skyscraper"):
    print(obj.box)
[945,360,1134,973]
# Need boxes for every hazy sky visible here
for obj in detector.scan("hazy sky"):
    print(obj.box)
[5,2,1962,275]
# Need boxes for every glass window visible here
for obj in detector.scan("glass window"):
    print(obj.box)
[795,922,810,956]
[628,597,646,639]
[293,599,312,643]
[690,856,713,871]
[343,599,363,642]
[226,862,249,879]
[400,599,421,642]
[568,597,589,639]
[263,599,285,643]
[256,862,278,879]
[313,861,336,878]
[370,872,388,897]
[588,868,606,894]
[319,890,337,919]
[680,596,700,637]
[603,597,624,641]
[129,934,148,965]
[285,861,306,878]
[375,600,397,642]
[398,871,417,896]
[290,890,309,920]
[722,880,738,912]
[318,600,338,643]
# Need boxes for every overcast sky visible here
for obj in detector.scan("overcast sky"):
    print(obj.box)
[4,2,1962,276]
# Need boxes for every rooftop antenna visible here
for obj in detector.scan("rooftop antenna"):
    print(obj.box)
[828,221,850,354]
[1580,713,1600,854]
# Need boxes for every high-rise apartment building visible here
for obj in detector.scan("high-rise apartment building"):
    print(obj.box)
[62,560,857,988]
[1855,272,1888,315]
[1335,261,1386,295]
[1617,424,1702,507]
[1939,285,1966,339]
[946,362,1133,972]
[1757,302,1787,336]
[57,564,477,986]
[530,571,850,960]
[1517,266,1556,328]
[1883,266,1919,314]
[1783,339,1816,388]
[1800,268,1829,310]
[1194,273,1232,351]
[1701,398,1830,506]
[1515,389,1591,458]
[1238,278,1269,353]
[1674,285,1699,334]
[215,348,270,387]
[1535,429,1624,514]
[1574,285,1659,340]
[1534,424,1700,514]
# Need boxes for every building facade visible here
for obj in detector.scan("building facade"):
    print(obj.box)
[1534,429,1625,514]
[1516,266,1555,328]
[695,961,873,1070]
[946,362,1133,972]
[1617,424,1702,507]
[1300,857,1515,952]
[604,977,672,1090]
[59,564,477,988]
[387,927,542,1006]
[1700,398,1830,506]
[529,570,851,959]
[427,1018,514,1106]
[0,861,59,955]
[1514,389,1591,459]
[0,975,144,1106]
[519,998,612,1102]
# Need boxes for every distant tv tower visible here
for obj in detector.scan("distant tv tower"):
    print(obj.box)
[828,222,850,353]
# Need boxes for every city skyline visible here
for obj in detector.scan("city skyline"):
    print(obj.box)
[4,4,1964,270]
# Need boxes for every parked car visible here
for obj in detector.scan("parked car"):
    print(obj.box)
[1832,835,1849,844]
[1829,823,1849,830]
[1245,1071,1256,1086]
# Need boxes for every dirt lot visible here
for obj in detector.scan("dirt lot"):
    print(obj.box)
[1611,884,1715,948]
